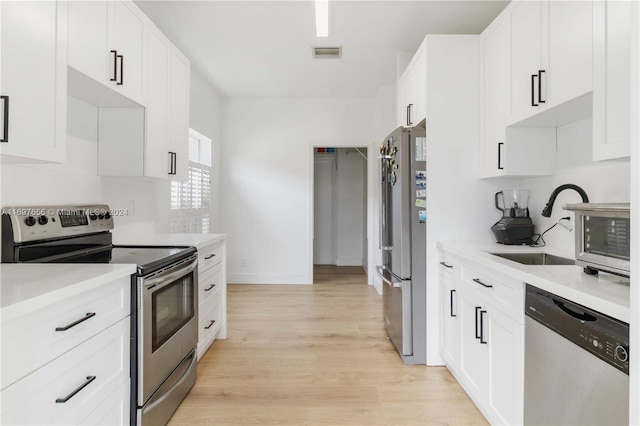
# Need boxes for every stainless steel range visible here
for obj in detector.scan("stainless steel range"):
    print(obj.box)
[1,205,198,425]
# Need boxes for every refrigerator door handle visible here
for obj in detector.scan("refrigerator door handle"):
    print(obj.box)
[376,266,402,288]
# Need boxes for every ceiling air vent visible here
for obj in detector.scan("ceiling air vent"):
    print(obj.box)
[313,47,342,59]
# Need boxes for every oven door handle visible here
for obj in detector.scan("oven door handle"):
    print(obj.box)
[143,255,198,290]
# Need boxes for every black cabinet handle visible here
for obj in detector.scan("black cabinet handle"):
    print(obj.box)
[450,289,456,318]
[475,306,481,339]
[408,104,414,126]
[117,55,124,85]
[55,312,96,331]
[439,261,452,269]
[168,152,176,175]
[538,70,546,104]
[55,376,96,403]
[497,142,504,170]
[473,278,493,288]
[204,284,216,292]
[204,320,216,330]
[480,310,487,344]
[172,152,177,175]
[531,74,538,106]
[1,95,8,143]
[110,50,118,81]
[204,254,216,260]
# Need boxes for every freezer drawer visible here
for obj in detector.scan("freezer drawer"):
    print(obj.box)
[378,266,412,356]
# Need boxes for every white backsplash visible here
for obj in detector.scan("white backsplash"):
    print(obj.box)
[521,117,631,252]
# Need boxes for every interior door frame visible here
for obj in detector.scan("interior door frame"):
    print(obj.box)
[308,142,375,285]
[312,153,338,265]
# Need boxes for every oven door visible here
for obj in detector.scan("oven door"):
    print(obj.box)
[138,255,198,404]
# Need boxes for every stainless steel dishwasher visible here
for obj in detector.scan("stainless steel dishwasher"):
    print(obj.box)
[524,285,629,425]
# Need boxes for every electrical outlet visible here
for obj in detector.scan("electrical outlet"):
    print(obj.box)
[559,218,574,232]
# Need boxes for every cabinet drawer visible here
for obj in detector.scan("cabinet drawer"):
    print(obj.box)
[438,253,460,280]
[198,242,223,271]
[198,263,222,306]
[1,318,130,425]
[199,305,221,343]
[460,264,524,323]
[198,286,221,323]
[1,277,130,389]
[79,379,129,426]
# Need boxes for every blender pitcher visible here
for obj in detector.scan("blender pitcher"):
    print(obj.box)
[495,189,531,218]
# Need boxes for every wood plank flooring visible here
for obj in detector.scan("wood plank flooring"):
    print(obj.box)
[168,266,487,425]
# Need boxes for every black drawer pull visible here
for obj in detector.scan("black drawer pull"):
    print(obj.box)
[117,54,124,85]
[475,306,481,339]
[204,320,216,330]
[204,254,216,260]
[55,376,96,403]
[538,70,546,103]
[110,50,118,81]
[531,74,538,106]
[473,278,493,288]
[204,284,216,292]
[1,95,9,142]
[55,312,96,331]
[439,261,453,269]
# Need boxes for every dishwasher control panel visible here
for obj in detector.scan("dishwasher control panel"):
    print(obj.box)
[525,285,629,374]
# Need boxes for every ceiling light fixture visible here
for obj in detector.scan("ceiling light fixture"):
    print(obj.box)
[315,0,329,37]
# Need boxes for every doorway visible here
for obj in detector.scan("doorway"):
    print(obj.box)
[312,147,368,282]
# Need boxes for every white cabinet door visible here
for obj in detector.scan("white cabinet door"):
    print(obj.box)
[593,0,633,161]
[145,24,172,179]
[0,1,66,163]
[458,289,489,401]
[481,15,509,177]
[109,1,146,105]
[486,307,524,425]
[509,0,544,123]
[170,47,191,182]
[547,0,592,107]
[439,274,460,370]
[410,47,426,126]
[68,1,109,83]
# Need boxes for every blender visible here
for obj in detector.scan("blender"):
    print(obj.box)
[490,189,534,245]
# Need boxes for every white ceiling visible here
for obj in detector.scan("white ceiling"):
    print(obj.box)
[135,1,510,98]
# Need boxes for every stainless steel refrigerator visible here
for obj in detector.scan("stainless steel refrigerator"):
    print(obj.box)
[376,125,426,365]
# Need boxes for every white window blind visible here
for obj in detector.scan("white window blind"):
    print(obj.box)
[170,129,212,234]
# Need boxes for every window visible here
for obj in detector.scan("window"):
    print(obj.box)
[170,129,212,234]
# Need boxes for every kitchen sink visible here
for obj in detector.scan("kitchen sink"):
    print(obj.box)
[490,252,575,266]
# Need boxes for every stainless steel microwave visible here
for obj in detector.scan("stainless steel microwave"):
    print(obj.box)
[564,203,630,277]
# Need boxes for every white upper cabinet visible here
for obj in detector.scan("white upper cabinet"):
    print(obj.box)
[0,1,67,163]
[109,1,146,105]
[397,41,426,127]
[480,11,556,178]
[68,0,147,106]
[592,0,634,161]
[507,0,593,125]
[145,24,172,179]
[169,47,191,182]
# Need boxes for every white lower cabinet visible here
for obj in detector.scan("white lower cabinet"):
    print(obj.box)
[197,240,227,360]
[1,318,130,425]
[1,277,131,425]
[439,251,524,425]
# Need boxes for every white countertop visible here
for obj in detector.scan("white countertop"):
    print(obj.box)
[0,264,137,321]
[113,233,225,251]
[437,241,630,323]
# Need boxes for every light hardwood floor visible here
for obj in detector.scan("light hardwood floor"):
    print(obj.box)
[168,266,487,425]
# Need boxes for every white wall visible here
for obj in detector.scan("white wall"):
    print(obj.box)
[336,148,366,266]
[521,117,631,252]
[424,35,520,365]
[221,98,374,284]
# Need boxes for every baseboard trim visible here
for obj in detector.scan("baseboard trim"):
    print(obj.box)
[228,273,312,285]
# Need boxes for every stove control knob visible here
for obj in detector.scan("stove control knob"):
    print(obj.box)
[105,212,111,219]
[89,213,98,221]
[97,213,105,220]
[615,345,629,362]
[37,216,48,225]
[24,216,36,227]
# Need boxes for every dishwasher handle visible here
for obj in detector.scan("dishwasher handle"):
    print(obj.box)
[553,299,597,322]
